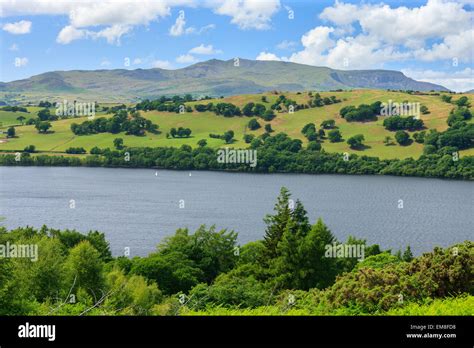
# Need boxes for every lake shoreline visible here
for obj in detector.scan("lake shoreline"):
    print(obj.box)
[1,163,471,182]
[1,166,472,257]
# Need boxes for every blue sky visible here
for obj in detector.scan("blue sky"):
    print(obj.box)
[1,0,473,91]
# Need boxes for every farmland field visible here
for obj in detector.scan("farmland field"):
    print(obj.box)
[0,90,472,159]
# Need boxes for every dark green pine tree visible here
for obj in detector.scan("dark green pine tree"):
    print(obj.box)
[291,199,311,237]
[262,187,292,259]
[402,245,414,262]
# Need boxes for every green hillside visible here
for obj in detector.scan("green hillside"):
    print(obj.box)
[1,89,472,160]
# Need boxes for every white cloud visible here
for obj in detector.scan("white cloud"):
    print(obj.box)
[320,0,471,45]
[189,44,222,55]
[56,24,131,45]
[151,60,173,69]
[276,40,297,51]
[262,1,473,70]
[94,24,131,45]
[9,43,19,51]
[414,29,474,63]
[2,20,31,34]
[402,68,474,92]
[133,58,143,65]
[256,52,281,61]
[287,26,335,66]
[198,23,215,34]
[56,25,88,44]
[100,59,111,67]
[176,54,197,63]
[14,57,28,67]
[1,0,275,46]
[211,0,281,30]
[169,11,196,36]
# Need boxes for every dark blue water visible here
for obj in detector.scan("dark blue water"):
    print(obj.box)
[1,167,472,256]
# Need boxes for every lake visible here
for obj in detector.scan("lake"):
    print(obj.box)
[0,167,472,256]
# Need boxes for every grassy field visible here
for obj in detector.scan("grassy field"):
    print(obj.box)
[1,90,472,159]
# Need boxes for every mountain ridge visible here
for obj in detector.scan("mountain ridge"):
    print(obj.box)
[0,58,449,102]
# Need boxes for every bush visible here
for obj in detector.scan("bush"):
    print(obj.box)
[328,129,342,142]
[248,118,261,130]
[65,147,86,154]
[347,134,365,149]
[23,145,36,153]
[395,130,410,145]
[307,141,321,151]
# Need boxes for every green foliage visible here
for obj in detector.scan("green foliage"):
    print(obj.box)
[328,129,342,142]
[340,102,381,122]
[243,134,255,144]
[347,134,365,149]
[35,121,52,133]
[395,130,411,146]
[454,96,470,108]
[320,119,336,129]
[104,269,162,315]
[23,145,36,153]
[65,147,86,154]
[262,187,292,259]
[197,139,207,147]
[7,126,15,138]
[307,141,321,151]
[420,105,429,114]
[383,116,424,131]
[188,267,271,310]
[113,138,124,150]
[413,131,426,144]
[64,240,105,298]
[441,95,452,103]
[317,241,473,313]
[447,107,472,126]
[0,190,471,316]
[248,118,261,130]
[3,129,473,179]
[71,110,159,136]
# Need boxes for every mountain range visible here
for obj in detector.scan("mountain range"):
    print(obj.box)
[0,58,449,102]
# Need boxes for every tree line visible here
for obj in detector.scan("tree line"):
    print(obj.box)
[0,188,471,315]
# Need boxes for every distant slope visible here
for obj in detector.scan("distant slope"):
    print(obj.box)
[0,58,449,102]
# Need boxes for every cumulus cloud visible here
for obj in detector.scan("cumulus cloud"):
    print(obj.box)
[256,52,282,61]
[2,20,31,34]
[56,24,131,45]
[263,0,472,70]
[1,0,278,45]
[414,29,474,63]
[151,60,173,69]
[189,44,222,55]
[56,25,88,44]
[320,0,471,44]
[211,0,280,30]
[169,11,196,36]
[176,54,197,63]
